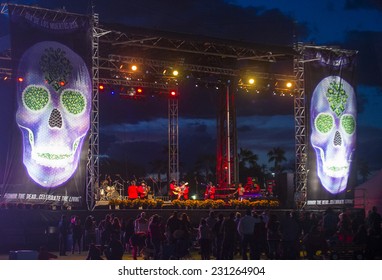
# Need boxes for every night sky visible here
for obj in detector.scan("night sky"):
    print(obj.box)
[1,0,381,181]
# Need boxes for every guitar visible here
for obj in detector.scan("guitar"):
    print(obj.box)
[173,182,188,199]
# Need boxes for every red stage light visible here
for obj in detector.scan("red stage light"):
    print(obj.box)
[60,81,66,86]
[18,77,24,82]
[99,84,105,90]
[137,87,143,94]
[170,90,177,96]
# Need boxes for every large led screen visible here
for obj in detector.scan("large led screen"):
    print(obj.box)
[0,5,92,206]
[305,49,358,207]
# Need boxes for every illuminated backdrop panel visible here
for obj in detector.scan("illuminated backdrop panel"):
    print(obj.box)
[0,5,92,206]
[305,49,358,207]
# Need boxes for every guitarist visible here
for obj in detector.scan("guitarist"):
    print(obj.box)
[174,181,188,200]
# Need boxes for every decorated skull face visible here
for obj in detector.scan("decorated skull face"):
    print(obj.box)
[16,41,91,187]
[310,76,356,194]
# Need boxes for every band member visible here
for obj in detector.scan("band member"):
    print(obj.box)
[244,177,261,193]
[204,182,216,199]
[233,183,245,200]
[174,181,188,200]
[182,184,189,200]
[138,181,150,199]
[169,179,177,200]
[127,180,139,200]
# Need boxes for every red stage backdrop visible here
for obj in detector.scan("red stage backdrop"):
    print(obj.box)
[0,5,92,207]
[304,47,358,207]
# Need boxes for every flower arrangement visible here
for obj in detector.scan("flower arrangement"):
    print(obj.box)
[109,197,280,209]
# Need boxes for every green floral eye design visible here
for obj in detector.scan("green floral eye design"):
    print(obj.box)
[61,90,86,115]
[22,85,50,111]
[341,114,355,134]
[315,113,334,134]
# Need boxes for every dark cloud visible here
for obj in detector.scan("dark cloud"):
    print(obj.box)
[357,125,382,170]
[343,31,382,87]
[345,0,382,11]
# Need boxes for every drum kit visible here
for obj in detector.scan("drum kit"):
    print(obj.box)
[99,178,124,201]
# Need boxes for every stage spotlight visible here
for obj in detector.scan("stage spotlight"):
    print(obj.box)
[131,65,138,71]
[3,76,8,81]
[172,70,179,76]
[248,78,255,85]
[136,87,143,94]
[18,77,24,82]
[99,84,105,91]
[286,82,293,88]
[59,81,66,87]
[169,90,178,98]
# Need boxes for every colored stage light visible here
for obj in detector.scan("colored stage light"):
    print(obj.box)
[131,65,138,71]
[136,87,143,94]
[172,70,179,76]
[248,78,255,85]
[99,84,105,90]
[169,90,178,97]
[286,82,293,88]
[18,77,24,82]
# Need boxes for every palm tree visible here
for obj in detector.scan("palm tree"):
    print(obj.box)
[238,148,259,169]
[267,147,287,174]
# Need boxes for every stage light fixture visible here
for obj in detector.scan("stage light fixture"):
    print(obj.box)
[99,84,105,91]
[286,82,293,88]
[131,65,138,71]
[18,77,24,82]
[172,70,179,76]
[248,78,255,85]
[136,87,143,94]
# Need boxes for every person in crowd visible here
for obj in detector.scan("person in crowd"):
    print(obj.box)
[302,225,328,259]
[71,216,83,254]
[98,214,113,251]
[279,211,301,259]
[367,206,382,232]
[322,207,339,239]
[198,218,211,260]
[237,209,257,260]
[221,212,237,259]
[148,214,164,259]
[212,213,225,259]
[84,215,97,251]
[253,214,268,259]
[131,212,149,260]
[105,233,124,260]
[121,217,135,253]
[86,243,103,260]
[111,216,122,240]
[58,214,69,256]
[166,211,181,244]
[266,214,281,260]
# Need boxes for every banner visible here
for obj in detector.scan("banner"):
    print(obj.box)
[0,5,92,207]
[305,47,358,206]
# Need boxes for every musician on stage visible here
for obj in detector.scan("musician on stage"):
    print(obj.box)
[174,181,188,200]
[204,182,216,199]
[169,179,177,200]
[137,181,150,199]
[233,182,245,200]
[127,180,139,200]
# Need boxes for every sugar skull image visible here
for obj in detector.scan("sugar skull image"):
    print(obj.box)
[16,41,91,187]
[310,76,356,194]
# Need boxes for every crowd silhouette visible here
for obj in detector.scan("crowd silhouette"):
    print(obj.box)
[55,206,382,260]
